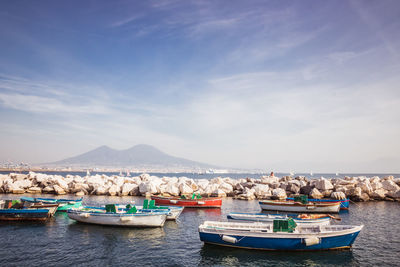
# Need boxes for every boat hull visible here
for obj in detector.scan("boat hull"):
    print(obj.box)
[0,209,50,221]
[67,210,167,227]
[21,197,83,212]
[227,212,331,226]
[259,201,340,213]
[29,204,59,217]
[199,222,363,251]
[199,231,361,250]
[151,196,222,208]
[287,197,350,210]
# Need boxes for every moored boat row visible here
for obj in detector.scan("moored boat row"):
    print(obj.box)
[0,193,364,251]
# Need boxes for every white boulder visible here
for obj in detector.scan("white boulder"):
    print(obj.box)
[179,183,194,195]
[315,178,334,191]
[381,180,400,192]
[331,191,346,200]
[165,183,180,196]
[272,188,287,199]
[309,188,323,199]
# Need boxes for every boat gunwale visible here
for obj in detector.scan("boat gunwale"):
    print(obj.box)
[258,200,340,207]
[67,209,169,217]
[199,223,364,239]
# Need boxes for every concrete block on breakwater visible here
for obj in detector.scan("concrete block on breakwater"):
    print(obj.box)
[0,172,400,202]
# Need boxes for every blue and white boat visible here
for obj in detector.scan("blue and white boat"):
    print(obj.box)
[199,220,363,250]
[67,206,169,227]
[137,205,184,220]
[227,212,332,226]
[0,200,53,221]
[286,197,350,210]
[21,196,83,211]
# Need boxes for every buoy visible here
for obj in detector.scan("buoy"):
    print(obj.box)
[222,235,237,244]
[170,200,178,204]
[197,201,205,205]
[80,213,90,218]
[120,216,133,222]
[304,237,320,246]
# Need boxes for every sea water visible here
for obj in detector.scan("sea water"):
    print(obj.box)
[0,194,399,266]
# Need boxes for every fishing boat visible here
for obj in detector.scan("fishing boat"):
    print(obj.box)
[67,204,168,227]
[151,195,222,208]
[21,197,83,211]
[286,197,350,210]
[0,200,54,221]
[80,201,183,221]
[259,199,340,213]
[199,219,363,250]
[138,199,184,220]
[227,212,333,226]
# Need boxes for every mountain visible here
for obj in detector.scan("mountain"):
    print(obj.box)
[47,144,217,170]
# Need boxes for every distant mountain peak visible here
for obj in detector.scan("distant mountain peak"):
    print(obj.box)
[47,144,217,170]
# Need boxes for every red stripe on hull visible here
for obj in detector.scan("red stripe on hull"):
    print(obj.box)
[151,196,222,208]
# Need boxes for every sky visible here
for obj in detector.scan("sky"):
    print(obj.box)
[0,0,399,172]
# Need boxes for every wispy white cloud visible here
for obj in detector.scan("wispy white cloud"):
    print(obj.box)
[0,92,110,115]
[109,14,143,28]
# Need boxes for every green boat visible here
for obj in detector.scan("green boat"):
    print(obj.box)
[20,197,83,211]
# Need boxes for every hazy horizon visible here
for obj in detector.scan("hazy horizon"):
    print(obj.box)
[1,1,399,173]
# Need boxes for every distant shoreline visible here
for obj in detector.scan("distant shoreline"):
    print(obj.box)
[0,168,399,177]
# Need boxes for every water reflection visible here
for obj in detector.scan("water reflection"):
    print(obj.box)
[67,221,166,245]
[199,244,359,267]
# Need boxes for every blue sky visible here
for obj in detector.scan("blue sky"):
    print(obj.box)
[0,0,399,172]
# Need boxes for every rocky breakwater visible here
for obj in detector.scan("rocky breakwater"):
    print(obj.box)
[0,172,399,202]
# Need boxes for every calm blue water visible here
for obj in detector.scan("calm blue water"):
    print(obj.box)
[0,194,399,266]
[1,171,399,180]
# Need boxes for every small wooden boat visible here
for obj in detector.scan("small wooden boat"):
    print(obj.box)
[67,204,168,227]
[199,219,363,250]
[287,197,350,210]
[259,199,341,213]
[21,197,83,211]
[151,195,222,208]
[80,202,183,221]
[0,200,54,221]
[227,212,332,226]
[138,199,184,220]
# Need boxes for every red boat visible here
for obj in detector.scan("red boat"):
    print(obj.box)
[151,195,222,208]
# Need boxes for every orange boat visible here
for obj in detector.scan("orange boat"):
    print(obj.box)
[151,195,222,208]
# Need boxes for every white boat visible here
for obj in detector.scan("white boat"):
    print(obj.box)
[137,205,184,220]
[67,208,167,227]
[199,220,363,250]
[259,200,340,213]
[227,212,332,226]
